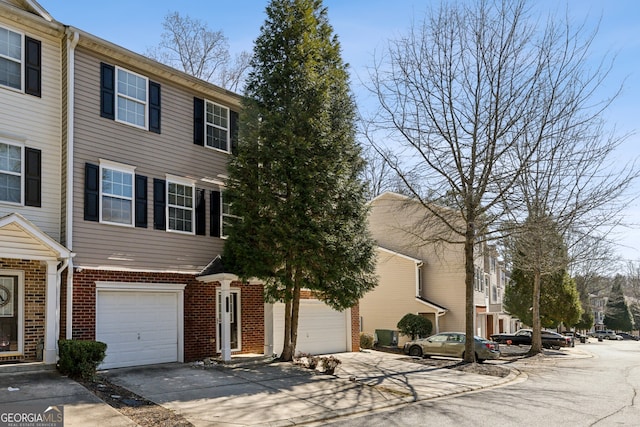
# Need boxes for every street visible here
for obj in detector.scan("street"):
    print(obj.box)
[317,340,640,426]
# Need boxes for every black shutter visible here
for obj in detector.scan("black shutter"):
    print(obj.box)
[24,37,41,97]
[153,179,166,230]
[135,175,148,228]
[195,188,206,235]
[230,110,239,155]
[193,97,204,146]
[211,190,221,237]
[24,147,41,207]
[149,81,161,133]
[84,163,99,221]
[100,63,115,119]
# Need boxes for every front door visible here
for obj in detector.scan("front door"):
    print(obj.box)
[0,275,19,354]
[216,289,241,352]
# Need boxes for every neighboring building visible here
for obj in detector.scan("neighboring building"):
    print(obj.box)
[590,294,607,331]
[1,0,358,369]
[361,192,513,346]
[0,0,71,365]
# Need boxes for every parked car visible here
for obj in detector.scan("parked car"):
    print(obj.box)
[561,331,588,345]
[589,330,622,340]
[490,329,570,349]
[403,332,501,363]
[616,332,639,341]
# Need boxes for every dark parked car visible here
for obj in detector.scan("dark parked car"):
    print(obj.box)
[616,332,639,341]
[490,329,570,349]
[403,332,501,363]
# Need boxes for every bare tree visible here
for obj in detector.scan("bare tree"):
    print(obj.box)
[364,0,633,362]
[146,12,250,91]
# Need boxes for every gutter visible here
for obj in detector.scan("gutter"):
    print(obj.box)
[65,28,80,339]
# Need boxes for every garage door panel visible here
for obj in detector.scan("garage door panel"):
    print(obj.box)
[97,290,180,369]
[273,301,348,356]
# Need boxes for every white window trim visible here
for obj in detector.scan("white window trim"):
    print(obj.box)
[204,100,230,153]
[166,174,196,235]
[115,66,149,130]
[99,159,136,227]
[0,25,24,93]
[0,270,24,357]
[221,190,240,239]
[0,138,24,206]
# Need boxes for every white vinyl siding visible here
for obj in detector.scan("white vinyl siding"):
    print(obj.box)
[0,18,62,240]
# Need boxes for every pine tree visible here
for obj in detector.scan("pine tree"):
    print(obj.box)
[223,0,377,361]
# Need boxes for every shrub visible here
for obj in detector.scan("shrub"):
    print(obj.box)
[360,332,374,349]
[319,355,342,374]
[57,339,107,380]
[397,313,433,340]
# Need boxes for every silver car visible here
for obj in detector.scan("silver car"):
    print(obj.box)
[403,332,501,362]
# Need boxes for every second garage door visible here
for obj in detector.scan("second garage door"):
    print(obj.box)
[272,300,350,355]
[96,284,184,369]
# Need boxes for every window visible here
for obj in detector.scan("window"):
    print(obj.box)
[221,191,240,238]
[116,67,147,128]
[167,177,194,233]
[0,27,21,90]
[0,142,21,203]
[100,161,134,226]
[0,26,40,96]
[205,101,229,151]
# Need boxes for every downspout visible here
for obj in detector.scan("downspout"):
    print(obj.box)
[65,28,79,339]
[55,258,69,350]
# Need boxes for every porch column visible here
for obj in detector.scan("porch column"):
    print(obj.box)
[44,260,58,364]
[220,279,232,362]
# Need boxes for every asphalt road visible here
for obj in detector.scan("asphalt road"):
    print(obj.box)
[317,340,640,426]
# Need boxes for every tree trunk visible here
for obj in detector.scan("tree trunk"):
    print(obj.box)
[464,220,476,363]
[529,269,543,355]
[290,281,301,355]
[280,297,294,361]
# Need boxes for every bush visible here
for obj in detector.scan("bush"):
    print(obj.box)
[360,332,374,349]
[397,313,433,340]
[57,339,107,380]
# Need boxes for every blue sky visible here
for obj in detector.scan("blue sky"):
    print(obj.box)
[40,0,640,264]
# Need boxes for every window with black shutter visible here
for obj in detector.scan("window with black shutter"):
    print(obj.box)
[24,37,41,97]
[84,163,99,221]
[149,81,161,133]
[135,175,148,228]
[153,179,166,230]
[210,190,221,237]
[195,188,205,235]
[24,147,41,207]
[100,63,115,119]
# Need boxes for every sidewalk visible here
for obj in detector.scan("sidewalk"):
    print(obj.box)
[101,350,518,426]
[0,369,135,427]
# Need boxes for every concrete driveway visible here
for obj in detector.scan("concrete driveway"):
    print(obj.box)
[102,350,516,426]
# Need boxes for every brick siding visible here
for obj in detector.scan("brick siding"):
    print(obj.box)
[69,270,264,362]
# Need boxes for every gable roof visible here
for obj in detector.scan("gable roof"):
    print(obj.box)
[0,213,72,260]
[2,0,52,21]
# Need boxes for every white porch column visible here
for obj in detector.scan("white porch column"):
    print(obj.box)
[44,260,58,364]
[220,278,232,362]
[264,303,273,356]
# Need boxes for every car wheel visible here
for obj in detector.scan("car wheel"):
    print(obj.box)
[476,353,485,363]
[552,345,561,350]
[408,345,423,357]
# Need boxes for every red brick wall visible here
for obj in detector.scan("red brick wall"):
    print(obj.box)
[70,270,265,362]
[0,258,46,362]
[351,302,360,352]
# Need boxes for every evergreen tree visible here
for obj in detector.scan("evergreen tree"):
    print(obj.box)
[224,0,377,361]
[504,269,582,328]
[604,276,633,331]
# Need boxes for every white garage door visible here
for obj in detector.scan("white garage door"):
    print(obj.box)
[96,288,181,369]
[273,301,350,355]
